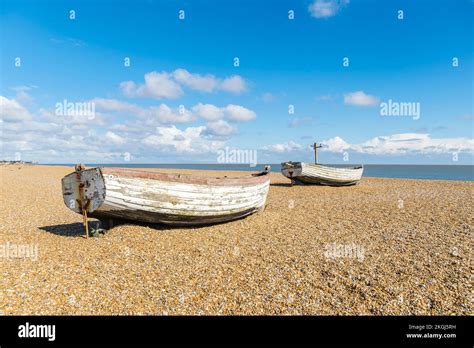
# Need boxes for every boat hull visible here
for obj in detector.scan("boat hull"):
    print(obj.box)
[62,167,271,226]
[281,162,363,186]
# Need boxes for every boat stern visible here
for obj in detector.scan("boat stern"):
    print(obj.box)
[61,165,106,215]
[281,161,302,180]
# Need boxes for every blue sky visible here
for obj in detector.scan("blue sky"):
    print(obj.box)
[1,0,473,164]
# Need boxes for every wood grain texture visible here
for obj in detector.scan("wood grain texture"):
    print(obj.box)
[281,162,363,186]
[62,167,271,225]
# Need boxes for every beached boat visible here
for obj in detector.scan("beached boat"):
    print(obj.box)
[61,165,271,231]
[281,142,363,186]
[281,161,363,186]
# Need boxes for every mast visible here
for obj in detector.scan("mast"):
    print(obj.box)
[313,142,323,164]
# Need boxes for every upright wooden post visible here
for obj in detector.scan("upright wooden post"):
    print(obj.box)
[313,142,323,164]
[314,142,317,164]
[82,208,89,239]
[75,163,89,238]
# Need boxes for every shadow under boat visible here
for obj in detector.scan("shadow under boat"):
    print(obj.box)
[40,206,270,237]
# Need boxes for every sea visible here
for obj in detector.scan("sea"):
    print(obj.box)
[45,164,474,181]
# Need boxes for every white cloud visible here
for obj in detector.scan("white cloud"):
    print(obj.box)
[148,104,194,124]
[192,102,256,122]
[120,71,183,99]
[323,133,474,155]
[205,120,237,136]
[119,81,138,98]
[2,91,472,164]
[0,92,277,163]
[262,141,303,153]
[91,98,194,124]
[0,96,32,122]
[142,126,225,153]
[91,98,144,114]
[344,91,379,106]
[1,120,60,133]
[219,75,246,94]
[192,103,225,121]
[321,136,351,152]
[38,106,106,126]
[224,104,256,121]
[308,0,349,19]
[172,69,219,92]
[120,69,247,99]
[105,131,126,145]
[263,133,474,155]
[10,85,37,104]
[173,69,246,94]
[92,98,256,125]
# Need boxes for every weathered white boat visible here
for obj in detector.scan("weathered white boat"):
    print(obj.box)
[62,165,271,228]
[281,161,363,186]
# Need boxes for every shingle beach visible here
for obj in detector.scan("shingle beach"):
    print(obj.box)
[0,165,472,315]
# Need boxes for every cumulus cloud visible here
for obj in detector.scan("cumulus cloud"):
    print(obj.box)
[91,98,194,124]
[224,104,256,121]
[121,69,247,99]
[205,120,238,137]
[264,133,474,155]
[105,131,126,145]
[119,81,138,98]
[120,71,183,99]
[147,104,194,124]
[0,94,254,162]
[219,75,246,94]
[174,69,246,94]
[344,91,379,106]
[173,69,219,92]
[0,96,32,122]
[93,98,254,125]
[10,85,37,104]
[91,98,144,115]
[262,141,303,153]
[323,133,474,155]
[321,136,351,152]
[308,0,349,19]
[192,103,225,121]
[192,102,256,122]
[38,106,107,126]
[142,126,225,153]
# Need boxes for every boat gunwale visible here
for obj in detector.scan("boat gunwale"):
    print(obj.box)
[282,161,363,171]
[100,167,271,186]
[303,163,363,171]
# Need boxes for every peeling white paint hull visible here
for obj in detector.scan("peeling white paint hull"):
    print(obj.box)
[281,162,363,186]
[62,167,271,226]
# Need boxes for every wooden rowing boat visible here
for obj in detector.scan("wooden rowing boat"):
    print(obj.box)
[62,165,271,227]
[281,161,363,186]
[280,142,363,186]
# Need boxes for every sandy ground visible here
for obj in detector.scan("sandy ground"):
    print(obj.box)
[0,165,472,315]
